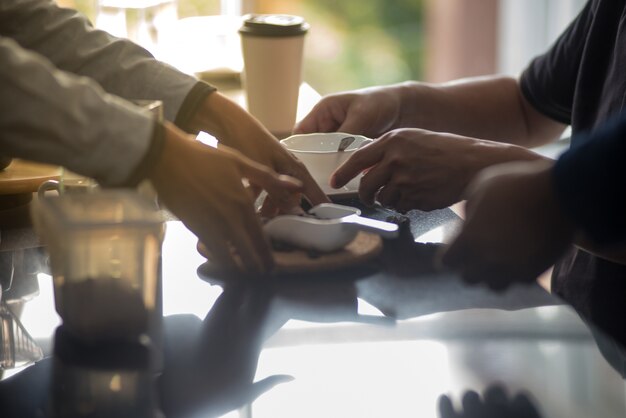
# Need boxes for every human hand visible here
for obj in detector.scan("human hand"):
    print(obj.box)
[190,92,329,212]
[149,123,303,274]
[294,84,406,137]
[439,385,543,418]
[441,160,574,290]
[332,129,490,212]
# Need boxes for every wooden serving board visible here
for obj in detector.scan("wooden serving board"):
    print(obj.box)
[198,231,383,278]
[271,231,382,274]
[0,159,60,195]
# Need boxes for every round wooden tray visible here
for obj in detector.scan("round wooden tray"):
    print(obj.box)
[198,231,383,278]
[0,159,60,195]
[271,231,382,274]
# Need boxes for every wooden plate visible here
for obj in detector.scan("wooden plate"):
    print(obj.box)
[198,232,383,278]
[271,232,382,274]
[0,159,61,195]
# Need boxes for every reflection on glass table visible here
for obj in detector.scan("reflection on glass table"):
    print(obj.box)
[0,199,625,418]
[0,303,43,370]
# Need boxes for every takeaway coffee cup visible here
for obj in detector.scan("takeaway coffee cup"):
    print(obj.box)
[239,14,309,137]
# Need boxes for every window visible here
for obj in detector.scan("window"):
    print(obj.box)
[498,0,586,75]
[65,0,585,94]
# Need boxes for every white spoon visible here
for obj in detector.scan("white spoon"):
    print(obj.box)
[264,203,399,252]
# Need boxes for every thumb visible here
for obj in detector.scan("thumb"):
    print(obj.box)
[293,116,318,134]
[337,112,369,135]
[293,104,338,134]
[262,175,305,214]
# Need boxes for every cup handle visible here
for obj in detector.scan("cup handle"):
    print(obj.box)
[38,180,60,198]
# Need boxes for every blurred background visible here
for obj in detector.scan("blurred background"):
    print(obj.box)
[59,0,585,94]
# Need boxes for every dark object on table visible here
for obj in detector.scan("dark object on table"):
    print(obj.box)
[385,213,411,227]
[51,326,160,418]
[0,156,11,171]
[438,385,543,418]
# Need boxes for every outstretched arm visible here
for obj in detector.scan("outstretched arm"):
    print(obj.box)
[186,92,330,208]
[296,76,566,148]
[0,37,301,274]
[0,36,153,186]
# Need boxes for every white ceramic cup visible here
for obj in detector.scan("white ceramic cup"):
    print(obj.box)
[239,14,309,137]
[280,133,373,196]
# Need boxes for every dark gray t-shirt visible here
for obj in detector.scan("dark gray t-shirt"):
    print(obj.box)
[520,0,626,346]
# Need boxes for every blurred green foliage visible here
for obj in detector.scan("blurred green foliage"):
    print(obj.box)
[300,0,425,93]
[70,0,425,94]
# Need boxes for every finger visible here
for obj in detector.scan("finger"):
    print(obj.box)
[197,147,276,274]
[438,395,460,418]
[248,183,262,201]
[196,233,239,272]
[331,139,386,188]
[298,170,331,206]
[273,141,329,206]
[259,196,280,218]
[243,183,260,208]
[234,153,304,213]
[376,184,401,209]
[461,390,482,416]
[196,240,212,260]
[337,112,369,135]
[484,385,509,406]
[292,107,317,134]
[395,191,419,214]
[261,174,303,212]
[293,102,339,134]
[358,162,392,206]
[244,167,303,198]
[228,203,274,274]
[262,191,305,216]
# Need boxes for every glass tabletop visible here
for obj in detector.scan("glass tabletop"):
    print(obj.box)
[1,201,625,418]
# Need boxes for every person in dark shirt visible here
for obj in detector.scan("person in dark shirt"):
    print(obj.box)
[296,0,626,345]
[443,111,626,290]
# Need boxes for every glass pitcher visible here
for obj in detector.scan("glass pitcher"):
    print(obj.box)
[32,190,165,344]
